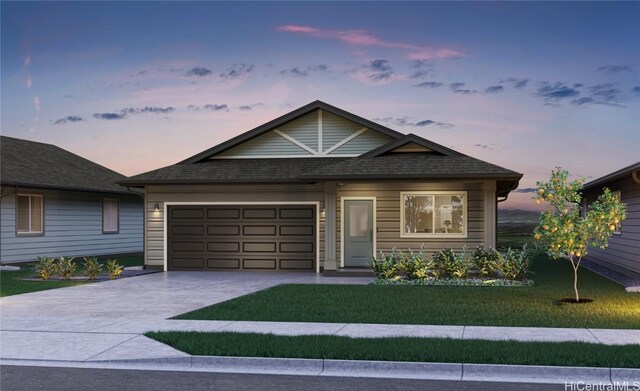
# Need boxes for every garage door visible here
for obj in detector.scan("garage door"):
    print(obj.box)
[167,205,316,271]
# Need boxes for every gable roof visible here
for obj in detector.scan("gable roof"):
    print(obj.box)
[361,133,464,157]
[582,161,640,190]
[178,100,404,164]
[0,136,135,195]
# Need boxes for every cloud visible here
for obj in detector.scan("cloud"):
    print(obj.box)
[512,188,537,193]
[53,115,85,125]
[484,85,504,94]
[203,104,228,111]
[449,82,477,94]
[415,119,454,128]
[504,78,529,89]
[597,65,634,74]
[280,67,308,77]
[589,83,620,101]
[93,112,125,120]
[375,117,453,128]
[364,59,393,81]
[536,82,580,100]
[276,25,464,60]
[571,97,594,106]
[220,63,254,80]
[633,86,640,95]
[187,67,212,77]
[415,81,443,89]
[409,70,431,79]
[238,105,252,111]
[308,64,329,72]
[121,106,175,114]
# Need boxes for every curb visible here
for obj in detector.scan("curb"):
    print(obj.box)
[1,356,638,385]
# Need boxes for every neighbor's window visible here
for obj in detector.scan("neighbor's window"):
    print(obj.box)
[103,199,119,233]
[401,192,466,237]
[613,190,622,234]
[16,194,43,235]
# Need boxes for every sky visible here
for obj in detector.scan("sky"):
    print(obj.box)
[1,1,639,210]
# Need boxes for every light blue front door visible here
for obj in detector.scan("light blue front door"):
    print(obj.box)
[344,199,374,267]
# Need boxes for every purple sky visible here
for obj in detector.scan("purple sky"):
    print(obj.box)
[2,2,639,210]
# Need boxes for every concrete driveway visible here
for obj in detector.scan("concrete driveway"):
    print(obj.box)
[0,271,372,362]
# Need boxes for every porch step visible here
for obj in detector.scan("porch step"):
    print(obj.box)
[323,268,376,277]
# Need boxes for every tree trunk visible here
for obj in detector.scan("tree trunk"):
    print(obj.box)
[573,263,579,302]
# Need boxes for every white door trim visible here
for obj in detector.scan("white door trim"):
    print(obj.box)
[163,201,321,273]
[340,196,377,268]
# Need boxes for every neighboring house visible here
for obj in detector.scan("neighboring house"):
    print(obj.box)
[582,162,640,279]
[0,136,143,263]
[120,101,522,273]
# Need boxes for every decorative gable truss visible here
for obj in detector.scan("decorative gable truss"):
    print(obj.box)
[214,110,394,158]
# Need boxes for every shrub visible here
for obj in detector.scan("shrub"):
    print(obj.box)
[106,259,123,280]
[82,257,102,280]
[54,256,77,280]
[433,248,472,279]
[473,246,500,277]
[496,245,532,281]
[370,249,400,279]
[32,257,56,280]
[397,248,434,280]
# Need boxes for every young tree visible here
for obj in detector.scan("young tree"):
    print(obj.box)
[533,168,626,302]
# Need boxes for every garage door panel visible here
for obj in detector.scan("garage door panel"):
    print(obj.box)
[280,225,314,236]
[208,208,240,219]
[280,242,314,253]
[207,225,240,235]
[243,225,277,235]
[207,242,240,252]
[171,258,205,269]
[207,258,240,269]
[279,259,314,270]
[243,259,277,269]
[168,205,316,271]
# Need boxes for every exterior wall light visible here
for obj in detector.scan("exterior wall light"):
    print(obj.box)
[153,203,160,211]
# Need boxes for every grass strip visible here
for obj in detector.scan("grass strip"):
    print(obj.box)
[145,331,640,368]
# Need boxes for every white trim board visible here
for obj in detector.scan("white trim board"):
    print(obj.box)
[340,196,377,268]
[162,201,321,273]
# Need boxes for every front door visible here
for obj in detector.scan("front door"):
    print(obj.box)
[343,199,374,267]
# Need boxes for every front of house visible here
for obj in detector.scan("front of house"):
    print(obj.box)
[121,101,522,273]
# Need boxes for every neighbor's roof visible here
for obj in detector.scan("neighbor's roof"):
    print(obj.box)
[120,101,522,196]
[0,136,135,194]
[583,161,640,190]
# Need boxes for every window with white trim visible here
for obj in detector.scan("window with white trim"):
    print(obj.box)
[103,199,119,233]
[613,190,622,235]
[401,192,467,237]
[16,194,44,235]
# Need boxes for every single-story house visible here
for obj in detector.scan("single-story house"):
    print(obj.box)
[582,162,640,278]
[120,101,522,273]
[0,136,144,263]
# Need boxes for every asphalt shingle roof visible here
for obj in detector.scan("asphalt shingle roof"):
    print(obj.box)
[1,136,133,194]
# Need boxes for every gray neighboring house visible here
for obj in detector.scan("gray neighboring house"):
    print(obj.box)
[120,101,522,273]
[0,136,143,263]
[583,162,640,278]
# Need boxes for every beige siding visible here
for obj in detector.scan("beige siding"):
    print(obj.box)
[336,181,487,264]
[584,175,640,277]
[145,184,325,268]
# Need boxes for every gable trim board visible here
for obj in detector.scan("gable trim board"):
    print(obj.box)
[120,100,522,273]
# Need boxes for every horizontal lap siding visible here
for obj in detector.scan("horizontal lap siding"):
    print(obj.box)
[585,176,640,277]
[146,184,325,268]
[0,189,143,263]
[337,182,485,261]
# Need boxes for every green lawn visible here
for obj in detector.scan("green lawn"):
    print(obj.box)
[145,332,640,368]
[0,255,143,297]
[175,255,640,329]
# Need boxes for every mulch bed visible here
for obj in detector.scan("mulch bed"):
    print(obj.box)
[22,269,159,282]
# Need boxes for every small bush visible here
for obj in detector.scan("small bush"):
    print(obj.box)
[473,246,500,277]
[496,245,532,281]
[32,257,56,280]
[433,248,472,279]
[82,257,102,280]
[54,256,77,280]
[106,259,123,280]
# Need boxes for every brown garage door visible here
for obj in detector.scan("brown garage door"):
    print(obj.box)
[167,205,316,271]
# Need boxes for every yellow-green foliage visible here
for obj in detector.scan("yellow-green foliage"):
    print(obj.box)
[33,257,56,280]
[82,257,102,280]
[54,257,77,280]
[533,168,627,301]
[106,259,123,280]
